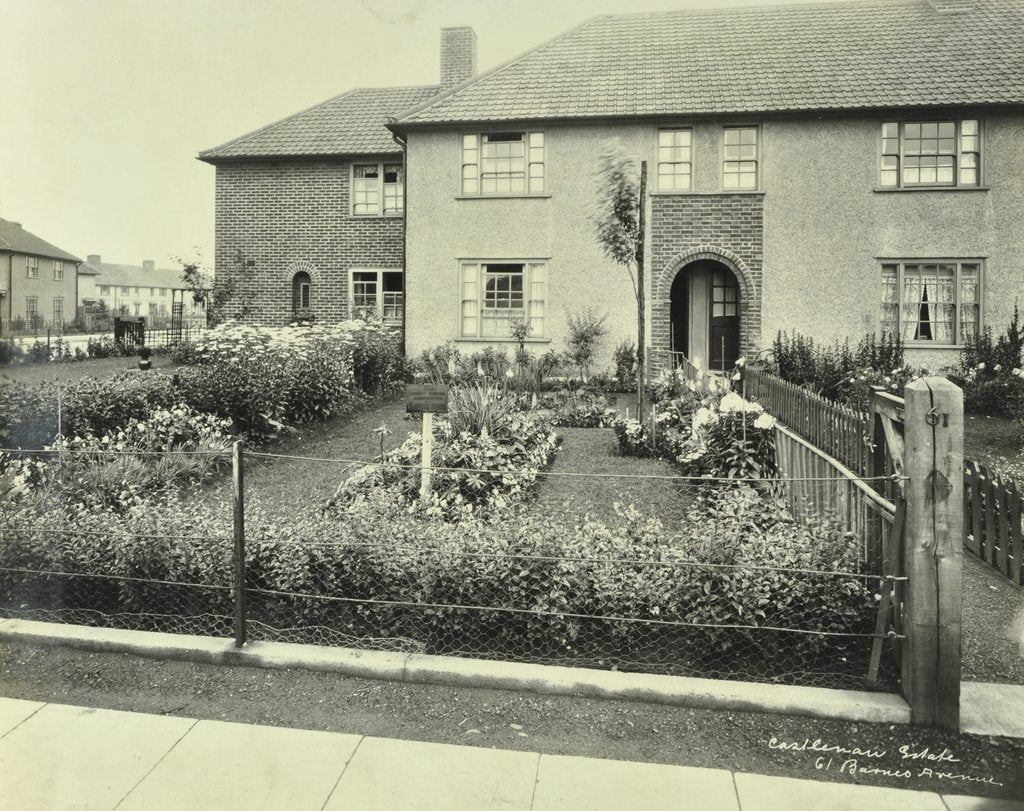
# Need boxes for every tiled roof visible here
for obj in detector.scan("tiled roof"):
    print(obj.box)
[199,85,440,161]
[395,0,1024,125]
[0,218,81,263]
[83,261,198,290]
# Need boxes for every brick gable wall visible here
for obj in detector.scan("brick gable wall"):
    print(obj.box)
[650,194,764,372]
[213,159,404,324]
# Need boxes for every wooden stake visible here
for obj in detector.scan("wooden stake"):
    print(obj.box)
[901,377,963,729]
[232,440,247,648]
[420,411,433,501]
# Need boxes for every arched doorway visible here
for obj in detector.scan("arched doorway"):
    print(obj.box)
[669,260,741,371]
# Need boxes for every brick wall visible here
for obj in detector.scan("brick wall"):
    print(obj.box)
[213,159,404,325]
[650,194,764,372]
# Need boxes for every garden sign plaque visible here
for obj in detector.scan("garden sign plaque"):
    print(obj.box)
[405,384,449,414]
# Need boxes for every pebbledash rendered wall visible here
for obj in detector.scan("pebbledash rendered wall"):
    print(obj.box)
[404,110,1024,372]
[212,157,404,324]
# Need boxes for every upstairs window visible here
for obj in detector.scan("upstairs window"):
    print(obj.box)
[879,120,980,188]
[99,285,111,295]
[26,257,38,278]
[462,132,545,195]
[353,163,403,215]
[723,127,758,190]
[880,261,981,345]
[53,260,64,281]
[657,129,693,191]
[459,261,547,338]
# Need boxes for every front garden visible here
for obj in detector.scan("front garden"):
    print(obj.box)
[0,326,884,690]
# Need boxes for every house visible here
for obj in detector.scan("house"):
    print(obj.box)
[0,217,82,334]
[82,256,208,328]
[198,28,480,327]
[387,0,1024,372]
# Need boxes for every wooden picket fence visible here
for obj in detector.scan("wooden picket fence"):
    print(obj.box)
[964,461,1024,586]
[744,364,1023,589]
[743,366,872,476]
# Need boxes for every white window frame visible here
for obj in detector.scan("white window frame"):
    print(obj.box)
[25,296,38,319]
[349,268,403,326]
[657,129,693,191]
[53,297,64,323]
[352,162,403,216]
[53,260,64,281]
[722,126,759,190]
[880,259,983,347]
[879,119,981,188]
[459,261,547,339]
[461,131,545,195]
[26,257,38,278]
[99,285,110,295]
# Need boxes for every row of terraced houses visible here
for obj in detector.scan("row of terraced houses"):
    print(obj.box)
[199,0,1024,372]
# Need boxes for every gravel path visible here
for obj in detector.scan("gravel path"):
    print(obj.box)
[961,553,1024,684]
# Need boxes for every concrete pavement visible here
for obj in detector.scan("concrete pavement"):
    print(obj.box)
[0,699,1019,811]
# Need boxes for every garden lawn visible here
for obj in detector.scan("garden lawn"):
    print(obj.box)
[533,426,695,525]
[964,412,1023,471]
[198,397,410,515]
[0,356,180,387]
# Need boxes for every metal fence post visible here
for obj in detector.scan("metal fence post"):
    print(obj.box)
[902,377,963,729]
[232,440,247,647]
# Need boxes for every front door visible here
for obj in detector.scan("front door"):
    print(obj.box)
[708,268,740,370]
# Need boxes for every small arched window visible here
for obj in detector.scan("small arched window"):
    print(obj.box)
[292,271,311,313]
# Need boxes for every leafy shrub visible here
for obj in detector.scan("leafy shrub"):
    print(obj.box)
[612,338,637,390]
[331,391,559,520]
[87,336,131,359]
[564,308,608,381]
[0,340,23,366]
[946,304,1024,416]
[551,391,618,428]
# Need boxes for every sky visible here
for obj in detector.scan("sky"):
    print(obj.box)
[0,0,844,271]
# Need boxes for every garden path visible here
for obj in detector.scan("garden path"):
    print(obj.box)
[533,427,694,526]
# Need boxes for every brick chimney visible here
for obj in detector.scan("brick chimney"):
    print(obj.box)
[87,254,101,264]
[440,27,477,91]
[142,260,155,272]
[927,0,975,11]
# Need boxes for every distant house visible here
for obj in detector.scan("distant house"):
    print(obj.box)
[0,217,82,334]
[198,28,479,327]
[387,0,1024,372]
[82,256,208,328]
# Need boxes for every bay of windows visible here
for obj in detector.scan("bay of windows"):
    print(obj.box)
[462,132,545,195]
[881,261,981,345]
[880,120,980,188]
[460,261,546,338]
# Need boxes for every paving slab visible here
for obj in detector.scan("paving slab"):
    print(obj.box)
[960,682,1024,739]
[0,697,44,737]
[532,752,738,810]
[733,771,947,811]
[0,702,194,810]
[941,795,1024,810]
[120,718,363,810]
[324,736,539,811]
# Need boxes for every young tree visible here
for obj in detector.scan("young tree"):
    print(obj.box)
[592,142,648,415]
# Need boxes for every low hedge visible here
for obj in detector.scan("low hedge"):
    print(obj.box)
[0,485,874,672]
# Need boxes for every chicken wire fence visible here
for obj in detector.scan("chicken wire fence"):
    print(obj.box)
[0,445,903,692]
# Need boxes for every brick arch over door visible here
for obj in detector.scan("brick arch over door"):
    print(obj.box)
[651,246,762,371]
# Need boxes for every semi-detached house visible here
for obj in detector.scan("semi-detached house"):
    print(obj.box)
[203,0,1024,373]
[388,0,1024,372]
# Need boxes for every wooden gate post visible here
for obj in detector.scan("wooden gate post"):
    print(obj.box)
[902,377,963,729]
